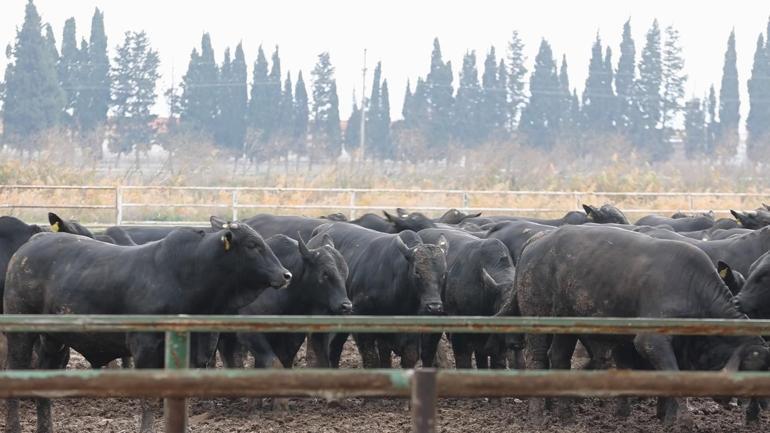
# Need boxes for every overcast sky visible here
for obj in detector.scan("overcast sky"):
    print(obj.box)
[1,1,769,121]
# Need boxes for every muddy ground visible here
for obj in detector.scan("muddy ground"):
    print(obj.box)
[1,337,767,433]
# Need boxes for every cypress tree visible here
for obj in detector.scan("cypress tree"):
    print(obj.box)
[75,8,110,134]
[310,52,341,159]
[454,50,482,147]
[684,97,706,159]
[110,31,160,156]
[558,55,575,134]
[44,24,59,66]
[248,46,270,137]
[603,47,616,130]
[497,58,509,137]
[367,61,382,156]
[292,71,309,157]
[215,48,232,149]
[379,79,393,158]
[266,46,282,140]
[662,25,687,133]
[278,72,294,143]
[583,35,609,132]
[402,80,413,125]
[180,33,218,136]
[2,0,65,147]
[230,43,248,155]
[747,24,770,158]
[59,17,79,124]
[345,97,361,152]
[616,19,637,135]
[480,46,505,140]
[425,38,454,152]
[507,30,527,130]
[519,39,560,149]
[635,20,665,159]
[705,84,719,154]
[718,30,740,157]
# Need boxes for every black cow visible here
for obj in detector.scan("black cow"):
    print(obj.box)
[464,211,588,227]
[635,213,715,231]
[582,204,630,224]
[714,218,741,230]
[419,228,517,369]
[311,222,447,369]
[436,208,482,224]
[731,210,770,229]
[348,213,397,233]
[641,226,770,275]
[104,225,191,245]
[219,233,351,370]
[515,225,769,426]
[320,212,349,221]
[3,217,291,433]
[484,220,554,265]
[243,214,328,240]
[736,252,770,318]
[383,210,438,232]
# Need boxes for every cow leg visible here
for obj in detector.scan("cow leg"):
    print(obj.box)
[6,333,36,433]
[611,343,637,417]
[419,333,441,368]
[354,334,379,369]
[34,337,69,433]
[218,333,243,368]
[634,334,691,428]
[452,334,473,369]
[399,336,419,369]
[308,333,331,368]
[549,334,578,422]
[328,333,348,369]
[129,333,164,433]
[377,339,393,368]
[525,333,551,422]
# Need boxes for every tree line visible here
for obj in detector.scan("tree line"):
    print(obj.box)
[2,0,770,164]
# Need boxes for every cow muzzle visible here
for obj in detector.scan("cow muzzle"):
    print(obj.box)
[337,300,354,315]
[271,270,293,289]
[422,302,444,315]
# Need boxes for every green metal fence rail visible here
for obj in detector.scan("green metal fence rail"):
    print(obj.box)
[4,315,770,433]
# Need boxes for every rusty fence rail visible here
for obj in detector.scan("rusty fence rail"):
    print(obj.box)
[2,184,770,226]
[4,315,770,433]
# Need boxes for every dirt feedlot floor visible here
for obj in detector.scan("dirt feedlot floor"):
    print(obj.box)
[1,340,768,433]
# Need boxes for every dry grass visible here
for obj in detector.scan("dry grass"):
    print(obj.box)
[1,137,768,225]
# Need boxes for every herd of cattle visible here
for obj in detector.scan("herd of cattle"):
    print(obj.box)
[3,203,770,432]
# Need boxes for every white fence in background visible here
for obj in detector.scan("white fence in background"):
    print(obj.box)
[0,185,769,227]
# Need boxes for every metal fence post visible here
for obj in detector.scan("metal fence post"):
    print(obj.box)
[411,368,437,433]
[164,331,189,433]
[231,189,239,221]
[462,191,469,211]
[688,194,694,213]
[574,192,581,211]
[115,186,123,225]
[349,191,357,220]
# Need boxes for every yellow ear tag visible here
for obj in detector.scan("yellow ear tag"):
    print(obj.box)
[719,268,728,278]
[222,235,231,251]
[51,221,60,232]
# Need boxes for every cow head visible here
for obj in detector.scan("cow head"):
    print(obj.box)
[582,204,629,224]
[478,238,517,313]
[299,233,352,314]
[731,210,770,229]
[735,252,770,318]
[395,233,446,315]
[208,216,291,304]
[321,212,348,222]
[48,212,95,238]
[438,208,482,225]
[383,210,437,232]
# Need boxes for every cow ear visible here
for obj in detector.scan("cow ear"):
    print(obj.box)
[436,234,449,255]
[396,208,410,218]
[383,210,399,223]
[297,232,313,259]
[221,231,233,251]
[763,203,770,211]
[210,216,228,230]
[481,268,498,288]
[718,261,741,295]
[320,233,335,249]
[48,212,64,232]
[582,204,596,219]
[395,235,412,259]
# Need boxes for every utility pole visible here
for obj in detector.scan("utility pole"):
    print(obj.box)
[359,48,367,161]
